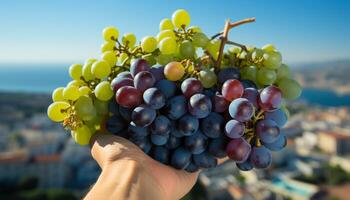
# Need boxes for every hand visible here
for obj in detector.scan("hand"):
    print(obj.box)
[85,133,199,200]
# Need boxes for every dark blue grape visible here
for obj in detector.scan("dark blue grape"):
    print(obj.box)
[106,116,125,134]
[151,115,171,135]
[208,137,228,158]
[130,58,150,77]
[263,132,287,151]
[131,106,156,127]
[229,98,254,122]
[151,146,170,164]
[163,95,187,120]
[236,160,254,171]
[242,88,259,108]
[184,130,208,154]
[150,64,165,81]
[151,133,169,146]
[155,79,177,99]
[241,79,257,89]
[188,94,212,119]
[250,146,272,169]
[256,119,280,144]
[143,88,166,109]
[178,114,199,136]
[113,129,129,138]
[218,67,240,84]
[117,71,133,79]
[119,106,132,121]
[171,148,192,169]
[128,122,149,138]
[264,109,288,128]
[170,121,185,138]
[225,119,244,139]
[201,112,225,138]
[108,100,120,116]
[166,135,182,149]
[202,88,217,98]
[185,160,199,173]
[129,136,151,154]
[193,152,217,168]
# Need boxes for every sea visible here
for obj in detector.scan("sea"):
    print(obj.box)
[1,64,350,107]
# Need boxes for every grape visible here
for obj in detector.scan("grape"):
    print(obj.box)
[95,99,109,115]
[203,88,217,98]
[257,68,276,85]
[193,152,217,168]
[199,69,217,88]
[250,146,272,169]
[181,78,203,99]
[101,51,118,66]
[188,94,212,119]
[201,112,224,138]
[277,78,302,100]
[131,106,156,127]
[242,88,259,108]
[73,125,92,146]
[63,85,80,101]
[159,37,177,55]
[143,88,166,109]
[156,54,173,65]
[82,59,96,81]
[166,135,182,149]
[75,96,96,121]
[108,100,119,116]
[149,64,165,81]
[172,9,190,28]
[236,160,253,171]
[129,136,151,153]
[251,48,264,61]
[151,133,169,146]
[170,147,192,169]
[67,80,85,88]
[118,52,128,64]
[225,119,244,139]
[152,146,170,164]
[206,39,221,59]
[184,130,207,154]
[256,119,280,144]
[103,26,119,41]
[101,41,115,53]
[116,86,142,108]
[259,85,282,111]
[263,51,282,69]
[52,87,64,102]
[240,65,257,81]
[106,115,125,134]
[111,77,134,92]
[212,94,229,113]
[263,132,287,151]
[122,33,136,47]
[163,95,187,120]
[119,106,132,121]
[185,161,199,173]
[229,98,254,122]
[151,115,171,135]
[159,18,174,31]
[69,64,83,80]
[178,114,199,136]
[262,44,276,52]
[47,102,70,122]
[157,30,176,42]
[179,40,195,58]
[164,61,185,81]
[218,68,240,84]
[277,64,290,80]
[134,71,156,92]
[155,79,177,98]
[128,122,149,138]
[91,60,111,79]
[241,79,257,89]
[208,137,228,158]
[141,36,158,53]
[192,32,209,48]
[130,58,150,77]
[95,81,114,101]
[79,86,92,96]
[221,79,244,101]
[117,71,133,79]
[226,138,251,163]
[188,25,201,33]
[170,121,185,138]
[264,108,288,128]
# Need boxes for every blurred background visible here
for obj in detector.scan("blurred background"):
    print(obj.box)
[0,0,350,199]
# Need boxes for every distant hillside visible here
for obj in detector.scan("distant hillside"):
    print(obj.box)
[293,59,350,94]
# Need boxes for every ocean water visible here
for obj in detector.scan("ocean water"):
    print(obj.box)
[1,64,350,107]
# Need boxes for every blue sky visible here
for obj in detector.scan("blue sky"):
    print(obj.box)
[0,0,349,65]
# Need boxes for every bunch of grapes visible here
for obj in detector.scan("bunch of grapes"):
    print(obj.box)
[47,9,302,172]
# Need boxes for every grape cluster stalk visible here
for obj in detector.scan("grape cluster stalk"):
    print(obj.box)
[47,9,302,172]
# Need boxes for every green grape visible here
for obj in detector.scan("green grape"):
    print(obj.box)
[79,86,92,96]
[277,64,290,80]
[157,54,173,65]
[118,52,128,64]
[199,69,217,88]
[277,78,302,100]
[188,25,201,33]
[94,99,109,115]
[75,95,96,121]
[262,44,276,52]
[141,36,157,53]
[251,48,264,61]
[103,26,119,41]
[228,47,241,55]
[95,81,113,101]
[82,59,97,81]
[206,39,221,60]
[67,80,86,88]
[122,33,136,47]
[47,101,70,122]
[159,37,177,55]
[63,85,80,101]
[257,68,277,85]
[157,30,175,42]
[101,41,116,53]
[69,64,83,80]
[73,125,92,146]
[101,51,118,66]
[159,18,174,31]
[142,54,157,66]
[241,65,257,81]
[91,60,111,79]
[179,40,195,58]
[52,87,64,102]
[238,51,248,59]
[192,32,209,48]
[172,9,190,28]
[263,51,282,69]
[85,114,102,128]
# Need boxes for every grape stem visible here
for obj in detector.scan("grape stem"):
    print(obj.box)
[214,17,256,71]
[225,40,248,51]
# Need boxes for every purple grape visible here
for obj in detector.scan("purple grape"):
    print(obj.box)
[264,108,288,128]
[201,112,225,138]
[111,77,134,92]
[150,64,165,81]
[193,151,217,168]
[130,58,150,77]
[134,71,156,92]
[117,71,133,79]
[178,114,199,136]
[263,132,287,151]
[171,147,192,169]
[218,67,240,84]
[229,98,254,122]
[250,146,272,169]
[242,88,259,108]
[225,119,244,139]
[184,130,208,154]
[258,85,282,111]
[143,88,166,109]
[226,138,251,163]
[131,106,156,127]
[256,119,280,144]
[181,78,203,99]
[188,94,212,119]
[212,94,229,113]
[163,95,187,120]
